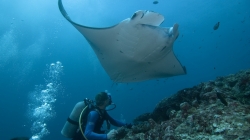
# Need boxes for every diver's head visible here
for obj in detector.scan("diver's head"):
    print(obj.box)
[95,92,111,108]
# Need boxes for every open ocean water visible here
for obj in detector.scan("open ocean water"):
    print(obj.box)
[0,0,249,139]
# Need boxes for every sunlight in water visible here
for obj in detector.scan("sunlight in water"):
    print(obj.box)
[28,61,63,140]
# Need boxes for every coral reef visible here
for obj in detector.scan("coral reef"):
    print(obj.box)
[115,69,250,140]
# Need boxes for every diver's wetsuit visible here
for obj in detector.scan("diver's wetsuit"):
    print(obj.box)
[85,110,126,140]
[73,109,126,140]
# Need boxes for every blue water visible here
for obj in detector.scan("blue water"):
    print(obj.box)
[0,0,249,139]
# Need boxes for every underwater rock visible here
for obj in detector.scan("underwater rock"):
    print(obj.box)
[117,69,250,140]
[216,91,228,106]
[180,102,190,111]
[149,88,200,123]
[244,91,250,97]
[133,113,152,124]
[191,99,199,107]
[116,127,129,139]
[227,79,238,87]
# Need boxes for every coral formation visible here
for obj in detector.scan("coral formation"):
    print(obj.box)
[115,69,250,140]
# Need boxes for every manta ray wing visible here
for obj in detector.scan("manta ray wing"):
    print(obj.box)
[58,0,186,82]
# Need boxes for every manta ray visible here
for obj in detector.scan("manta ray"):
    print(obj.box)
[58,0,186,83]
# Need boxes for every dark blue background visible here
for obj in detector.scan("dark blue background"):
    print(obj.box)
[0,0,249,139]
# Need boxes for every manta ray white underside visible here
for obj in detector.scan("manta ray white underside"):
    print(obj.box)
[58,0,186,82]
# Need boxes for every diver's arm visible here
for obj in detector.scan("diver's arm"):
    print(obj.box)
[106,113,126,127]
[84,111,108,140]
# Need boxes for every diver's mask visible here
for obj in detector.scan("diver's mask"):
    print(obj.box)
[108,93,112,105]
[105,90,116,111]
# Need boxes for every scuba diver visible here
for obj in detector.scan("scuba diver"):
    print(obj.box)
[61,91,132,140]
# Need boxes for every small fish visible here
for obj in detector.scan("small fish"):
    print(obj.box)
[213,22,220,30]
[153,1,158,4]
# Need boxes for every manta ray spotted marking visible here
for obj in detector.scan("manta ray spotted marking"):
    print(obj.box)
[58,0,186,82]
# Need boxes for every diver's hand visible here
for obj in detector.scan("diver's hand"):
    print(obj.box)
[107,129,117,140]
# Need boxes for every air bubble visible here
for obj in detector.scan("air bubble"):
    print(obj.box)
[29,61,63,140]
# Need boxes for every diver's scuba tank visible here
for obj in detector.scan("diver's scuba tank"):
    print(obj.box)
[61,101,86,138]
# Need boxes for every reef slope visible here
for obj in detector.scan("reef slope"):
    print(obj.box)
[116,69,250,140]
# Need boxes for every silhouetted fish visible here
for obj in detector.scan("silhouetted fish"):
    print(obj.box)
[153,1,158,4]
[213,22,220,30]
